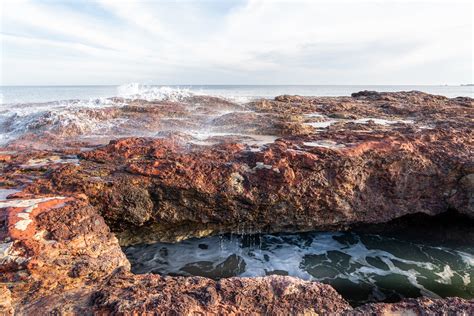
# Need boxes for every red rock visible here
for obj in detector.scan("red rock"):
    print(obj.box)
[92,273,351,315]
[1,91,473,314]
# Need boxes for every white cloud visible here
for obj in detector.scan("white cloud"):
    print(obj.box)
[1,0,472,85]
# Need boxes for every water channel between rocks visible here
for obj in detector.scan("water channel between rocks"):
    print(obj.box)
[124,229,474,306]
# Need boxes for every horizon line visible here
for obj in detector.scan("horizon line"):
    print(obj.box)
[1,83,472,87]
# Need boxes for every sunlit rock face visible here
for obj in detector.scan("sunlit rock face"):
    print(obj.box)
[0,91,473,314]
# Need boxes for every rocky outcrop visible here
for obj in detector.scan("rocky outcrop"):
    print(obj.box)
[12,91,471,244]
[0,197,129,314]
[1,195,472,314]
[0,194,350,314]
[1,91,473,314]
[93,272,352,315]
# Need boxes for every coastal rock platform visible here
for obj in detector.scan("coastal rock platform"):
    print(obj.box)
[1,91,473,314]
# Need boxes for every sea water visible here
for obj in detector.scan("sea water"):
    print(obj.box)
[124,231,474,306]
[1,84,472,105]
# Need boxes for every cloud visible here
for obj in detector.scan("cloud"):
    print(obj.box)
[1,0,472,85]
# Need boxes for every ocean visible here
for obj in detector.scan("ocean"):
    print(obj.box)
[1,84,472,105]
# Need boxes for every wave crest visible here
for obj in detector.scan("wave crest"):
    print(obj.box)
[117,83,194,102]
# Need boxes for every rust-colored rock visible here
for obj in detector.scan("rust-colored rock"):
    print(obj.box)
[1,91,473,314]
[92,272,351,315]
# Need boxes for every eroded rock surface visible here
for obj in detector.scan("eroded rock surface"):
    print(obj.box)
[1,195,472,314]
[1,91,473,314]
[4,91,470,244]
[93,272,352,315]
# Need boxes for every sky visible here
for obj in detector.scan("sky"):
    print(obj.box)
[0,0,472,85]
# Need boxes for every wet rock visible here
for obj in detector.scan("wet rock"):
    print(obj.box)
[2,91,471,245]
[351,90,383,99]
[274,94,305,102]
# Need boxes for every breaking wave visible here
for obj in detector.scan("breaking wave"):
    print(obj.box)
[0,98,127,145]
[117,83,195,102]
[0,85,209,146]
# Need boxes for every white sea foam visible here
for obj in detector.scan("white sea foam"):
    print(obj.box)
[459,251,474,266]
[186,131,278,147]
[21,155,79,168]
[0,84,256,145]
[435,265,454,285]
[116,83,258,104]
[117,83,194,102]
[352,118,414,125]
[0,98,126,145]
[305,120,339,129]
[0,188,21,200]
[303,140,345,149]
[125,231,473,304]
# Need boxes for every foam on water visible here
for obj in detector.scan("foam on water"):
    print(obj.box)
[124,231,474,305]
[0,188,21,200]
[21,155,79,168]
[1,88,190,139]
[0,85,255,146]
[186,131,278,147]
[305,120,339,129]
[352,118,415,125]
[303,140,346,149]
[117,83,194,102]
[0,98,126,145]
[304,117,415,130]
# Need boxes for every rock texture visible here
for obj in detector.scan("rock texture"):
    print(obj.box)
[93,272,352,315]
[4,91,471,244]
[1,91,473,314]
[1,194,472,314]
